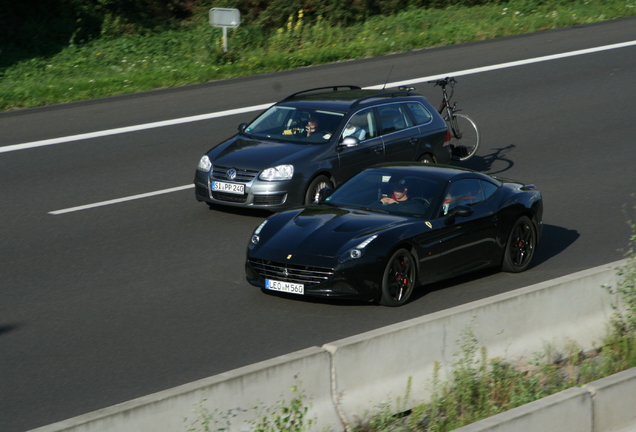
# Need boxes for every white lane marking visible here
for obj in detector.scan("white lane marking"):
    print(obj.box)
[3,40,636,155]
[42,39,636,215]
[49,184,194,215]
[0,103,273,154]
[365,40,636,89]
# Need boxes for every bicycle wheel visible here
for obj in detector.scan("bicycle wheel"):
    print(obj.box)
[447,113,480,161]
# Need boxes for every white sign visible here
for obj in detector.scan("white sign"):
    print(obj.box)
[209,8,240,28]
[209,8,240,52]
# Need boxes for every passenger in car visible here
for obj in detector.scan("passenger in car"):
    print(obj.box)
[342,121,367,140]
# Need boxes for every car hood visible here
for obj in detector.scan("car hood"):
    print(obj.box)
[208,136,323,170]
[256,205,409,259]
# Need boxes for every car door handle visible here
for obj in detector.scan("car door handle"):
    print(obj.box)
[410,138,418,145]
[374,146,383,154]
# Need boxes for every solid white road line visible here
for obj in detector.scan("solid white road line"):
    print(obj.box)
[365,41,636,89]
[48,184,194,215]
[0,104,273,154]
[40,40,636,214]
[4,41,636,155]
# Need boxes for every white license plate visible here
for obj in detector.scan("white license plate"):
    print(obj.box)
[265,279,304,295]
[211,181,245,195]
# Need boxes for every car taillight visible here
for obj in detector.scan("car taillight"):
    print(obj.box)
[443,128,452,147]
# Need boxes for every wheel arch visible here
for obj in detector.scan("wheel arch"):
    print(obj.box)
[304,172,336,204]
[387,242,420,281]
[312,170,336,185]
[416,151,436,164]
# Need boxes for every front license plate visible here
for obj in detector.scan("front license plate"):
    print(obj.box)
[211,181,245,195]
[265,279,304,295]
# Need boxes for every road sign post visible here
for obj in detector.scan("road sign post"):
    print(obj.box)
[209,8,240,53]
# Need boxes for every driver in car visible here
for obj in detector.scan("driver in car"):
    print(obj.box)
[381,183,409,205]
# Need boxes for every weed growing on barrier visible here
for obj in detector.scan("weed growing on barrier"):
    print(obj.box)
[599,197,636,375]
[184,383,314,432]
[609,198,636,331]
[250,384,314,432]
[184,402,245,432]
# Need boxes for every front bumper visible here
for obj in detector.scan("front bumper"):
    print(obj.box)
[245,253,384,302]
[194,169,304,209]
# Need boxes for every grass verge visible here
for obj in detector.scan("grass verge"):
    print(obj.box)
[1,0,635,111]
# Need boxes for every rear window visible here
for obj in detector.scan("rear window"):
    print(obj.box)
[406,102,433,125]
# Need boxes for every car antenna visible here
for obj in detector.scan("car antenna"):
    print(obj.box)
[382,65,394,90]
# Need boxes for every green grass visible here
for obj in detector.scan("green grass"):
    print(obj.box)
[1,0,634,112]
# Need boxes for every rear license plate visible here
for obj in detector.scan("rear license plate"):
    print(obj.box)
[265,279,304,295]
[211,181,245,195]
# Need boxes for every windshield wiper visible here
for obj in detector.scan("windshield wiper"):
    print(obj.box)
[346,205,389,214]
[320,201,339,207]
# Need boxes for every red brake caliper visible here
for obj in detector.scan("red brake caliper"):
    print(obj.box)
[397,260,408,285]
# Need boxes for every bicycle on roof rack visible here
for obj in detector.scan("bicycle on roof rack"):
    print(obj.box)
[432,77,480,161]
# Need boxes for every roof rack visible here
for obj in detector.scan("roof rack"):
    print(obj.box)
[282,85,362,101]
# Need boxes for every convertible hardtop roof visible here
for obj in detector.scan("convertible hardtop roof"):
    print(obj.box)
[367,163,498,183]
[278,86,426,111]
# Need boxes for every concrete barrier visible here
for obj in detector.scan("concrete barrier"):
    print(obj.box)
[324,260,622,423]
[451,387,593,432]
[585,368,636,432]
[448,367,636,432]
[29,347,342,432]
[28,259,630,432]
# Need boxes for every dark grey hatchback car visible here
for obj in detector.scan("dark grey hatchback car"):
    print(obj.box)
[194,85,451,210]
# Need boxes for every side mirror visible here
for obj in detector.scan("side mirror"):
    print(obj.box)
[340,136,360,148]
[318,187,333,202]
[238,123,248,133]
[444,205,473,224]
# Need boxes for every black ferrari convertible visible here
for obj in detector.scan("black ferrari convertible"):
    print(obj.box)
[245,163,543,306]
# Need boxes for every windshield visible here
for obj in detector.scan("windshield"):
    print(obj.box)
[325,168,446,219]
[244,105,345,144]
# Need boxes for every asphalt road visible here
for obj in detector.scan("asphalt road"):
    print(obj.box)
[1,17,635,432]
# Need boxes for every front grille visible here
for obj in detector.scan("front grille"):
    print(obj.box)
[212,166,259,182]
[212,191,248,203]
[250,259,334,286]
[253,194,287,205]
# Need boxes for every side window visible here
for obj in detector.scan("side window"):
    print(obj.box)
[441,178,484,216]
[342,108,376,141]
[406,102,433,125]
[480,180,498,201]
[377,104,413,134]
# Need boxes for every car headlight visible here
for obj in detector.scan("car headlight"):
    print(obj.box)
[340,235,378,263]
[259,164,294,181]
[251,220,268,244]
[198,155,212,172]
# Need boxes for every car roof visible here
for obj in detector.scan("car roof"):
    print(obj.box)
[367,162,499,183]
[277,86,428,111]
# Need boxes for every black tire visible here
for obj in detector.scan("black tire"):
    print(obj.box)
[304,175,333,205]
[448,113,480,161]
[418,154,435,164]
[380,248,417,307]
[502,216,536,273]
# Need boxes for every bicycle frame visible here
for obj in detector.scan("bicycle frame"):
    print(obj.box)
[431,77,480,161]
[434,78,462,139]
